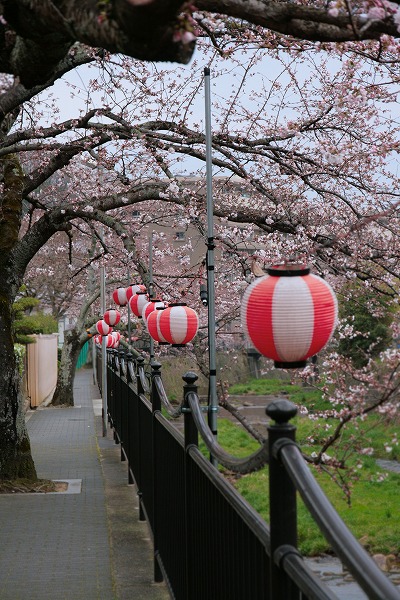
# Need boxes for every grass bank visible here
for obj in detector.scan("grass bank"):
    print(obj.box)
[210,378,400,557]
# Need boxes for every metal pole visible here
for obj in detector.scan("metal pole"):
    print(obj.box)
[204,67,218,462]
[100,263,107,437]
[148,232,154,362]
[127,268,131,350]
[92,337,97,386]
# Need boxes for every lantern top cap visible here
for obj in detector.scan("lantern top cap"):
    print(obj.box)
[168,302,187,307]
[267,261,310,277]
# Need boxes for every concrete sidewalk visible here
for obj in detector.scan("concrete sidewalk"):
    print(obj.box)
[0,368,169,600]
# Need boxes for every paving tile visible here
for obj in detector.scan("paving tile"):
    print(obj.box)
[0,369,168,600]
[0,371,114,600]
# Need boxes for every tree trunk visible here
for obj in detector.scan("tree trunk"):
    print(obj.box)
[0,287,37,480]
[0,152,37,481]
[52,329,85,406]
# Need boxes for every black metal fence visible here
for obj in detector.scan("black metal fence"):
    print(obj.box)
[97,349,400,600]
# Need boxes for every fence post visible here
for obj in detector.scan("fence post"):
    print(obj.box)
[151,361,164,583]
[136,355,145,395]
[126,352,135,485]
[266,399,298,600]
[182,371,199,600]
[182,372,199,448]
[108,349,114,429]
[119,348,127,462]
[134,353,146,522]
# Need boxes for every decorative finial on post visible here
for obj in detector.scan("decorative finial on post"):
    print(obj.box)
[151,361,162,374]
[182,371,199,386]
[266,399,297,425]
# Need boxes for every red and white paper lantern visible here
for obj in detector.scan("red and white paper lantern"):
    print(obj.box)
[158,303,199,346]
[142,299,165,323]
[240,264,338,368]
[103,309,121,327]
[126,283,146,301]
[106,333,116,348]
[129,291,149,318]
[111,331,121,344]
[147,307,168,344]
[112,287,128,307]
[111,331,121,347]
[95,319,112,336]
[94,334,102,346]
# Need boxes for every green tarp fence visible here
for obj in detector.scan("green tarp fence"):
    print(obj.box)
[76,341,89,369]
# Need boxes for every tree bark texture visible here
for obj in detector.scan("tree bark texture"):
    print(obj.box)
[1,1,399,87]
[0,279,37,480]
[52,329,86,407]
[0,154,37,480]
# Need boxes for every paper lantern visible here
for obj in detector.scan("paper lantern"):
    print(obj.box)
[103,309,121,327]
[241,264,338,368]
[142,299,165,323]
[95,319,112,336]
[111,331,121,347]
[106,333,116,348]
[112,287,128,306]
[129,291,149,317]
[126,283,146,301]
[94,334,102,345]
[158,303,199,346]
[147,307,168,343]
[110,331,120,348]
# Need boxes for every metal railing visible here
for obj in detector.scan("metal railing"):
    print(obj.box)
[99,349,400,600]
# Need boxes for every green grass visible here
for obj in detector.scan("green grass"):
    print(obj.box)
[229,377,400,460]
[234,458,400,555]
[229,377,297,396]
[199,418,260,458]
[215,378,400,556]
[229,377,331,411]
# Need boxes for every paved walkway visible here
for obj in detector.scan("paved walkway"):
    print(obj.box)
[0,368,169,600]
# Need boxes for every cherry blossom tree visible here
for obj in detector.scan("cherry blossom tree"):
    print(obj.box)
[3,1,400,88]
[0,3,400,481]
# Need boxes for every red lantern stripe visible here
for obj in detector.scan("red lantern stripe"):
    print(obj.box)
[156,310,168,343]
[146,310,159,341]
[242,275,280,361]
[305,275,338,357]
